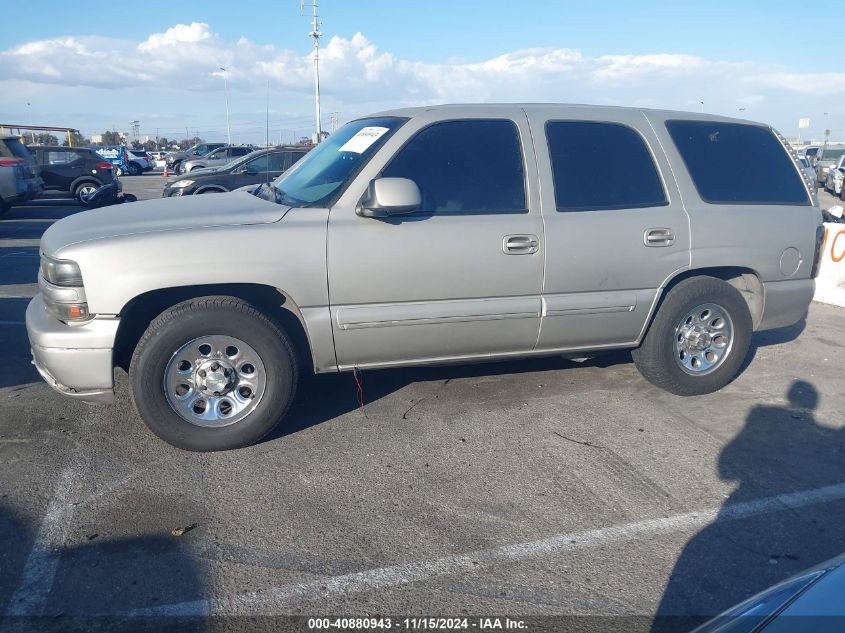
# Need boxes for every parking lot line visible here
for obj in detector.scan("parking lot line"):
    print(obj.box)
[126,480,845,616]
[3,464,82,617]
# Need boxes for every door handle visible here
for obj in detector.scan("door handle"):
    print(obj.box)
[503,234,539,254]
[644,228,675,247]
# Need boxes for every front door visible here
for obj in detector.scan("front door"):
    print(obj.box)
[327,109,545,369]
[525,107,691,351]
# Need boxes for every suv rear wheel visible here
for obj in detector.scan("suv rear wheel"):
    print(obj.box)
[127,162,141,176]
[129,296,298,451]
[632,276,752,396]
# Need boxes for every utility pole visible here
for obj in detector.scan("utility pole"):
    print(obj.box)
[303,0,322,143]
[26,102,34,143]
[219,67,231,145]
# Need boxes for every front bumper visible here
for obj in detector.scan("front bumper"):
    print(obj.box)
[25,294,120,403]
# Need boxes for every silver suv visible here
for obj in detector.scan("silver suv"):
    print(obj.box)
[26,105,823,451]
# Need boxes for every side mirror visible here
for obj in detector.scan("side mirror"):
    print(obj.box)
[357,177,421,218]
[244,165,258,175]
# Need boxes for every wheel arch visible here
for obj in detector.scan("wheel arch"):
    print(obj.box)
[70,177,104,194]
[639,266,764,343]
[194,185,228,194]
[114,283,316,376]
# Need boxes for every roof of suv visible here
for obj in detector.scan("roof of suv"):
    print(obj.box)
[367,103,766,127]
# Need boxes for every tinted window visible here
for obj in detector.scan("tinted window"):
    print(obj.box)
[267,152,285,171]
[546,121,667,211]
[667,121,809,205]
[382,119,526,214]
[231,147,251,157]
[1,138,32,159]
[246,155,269,172]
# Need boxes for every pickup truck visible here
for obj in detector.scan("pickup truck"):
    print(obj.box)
[26,104,823,451]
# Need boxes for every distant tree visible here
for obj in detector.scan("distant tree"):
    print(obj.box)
[177,136,205,150]
[96,130,124,146]
[130,140,143,150]
[63,131,89,147]
[33,133,58,145]
[142,139,158,151]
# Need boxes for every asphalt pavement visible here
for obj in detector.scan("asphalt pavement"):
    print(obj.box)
[1,174,844,632]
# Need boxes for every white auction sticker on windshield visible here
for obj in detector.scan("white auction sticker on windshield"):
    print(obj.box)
[338,127,390,154]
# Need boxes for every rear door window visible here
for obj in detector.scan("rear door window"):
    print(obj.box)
[545,121,668,212]
[231,147,251,158]
[382,119,527,214]
[666,121,809,205]
[47,151,80,165]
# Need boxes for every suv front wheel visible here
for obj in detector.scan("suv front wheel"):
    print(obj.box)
[632,277,752,396]
[129,296,298,451]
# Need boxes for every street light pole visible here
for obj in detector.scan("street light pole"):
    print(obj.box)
[219,67,231,145]
[26,102,34,143]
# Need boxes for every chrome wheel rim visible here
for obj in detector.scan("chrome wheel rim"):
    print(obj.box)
[163,335,266,427]
[674,303,734,376]
[77,185,97,201]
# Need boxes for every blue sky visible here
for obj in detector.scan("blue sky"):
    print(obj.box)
[2,1,842,143]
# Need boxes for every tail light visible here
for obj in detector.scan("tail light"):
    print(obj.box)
[95,162,113,170]
[811,224,826,278]
[0,158,23,167]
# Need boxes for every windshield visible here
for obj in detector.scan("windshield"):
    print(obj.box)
[271,117,406,207]
[822,149,845,162]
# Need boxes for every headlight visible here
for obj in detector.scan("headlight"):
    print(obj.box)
[40,254,83,287]
[172,179,195,188]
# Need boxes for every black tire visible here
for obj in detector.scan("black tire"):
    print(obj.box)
[127,162,141,176]
[129,296,298,451]
[0,197,9,215]
[632,276,752,396]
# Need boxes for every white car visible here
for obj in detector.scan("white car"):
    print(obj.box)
[824,154,845,196]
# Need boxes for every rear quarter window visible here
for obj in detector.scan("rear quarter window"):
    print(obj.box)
[666,120,810,205]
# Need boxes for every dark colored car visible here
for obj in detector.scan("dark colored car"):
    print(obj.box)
[694,554,845,633]
[162,146,308,196]
[31,146,119,200]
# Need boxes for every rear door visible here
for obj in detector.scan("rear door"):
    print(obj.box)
[40,149,84,192]
[526,107,691,350]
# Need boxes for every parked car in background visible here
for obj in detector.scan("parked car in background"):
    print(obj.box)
[814,147,845,186]
[1,136,43,212]
[694,554,845,632]
[27,105,821,451]
[128,150,155,173]
[31,146,118,200]
[165,142,227,173]
[181,145,254,173]
[163,146,307,196]
[823,154,845,196]
[95,146,132,176]
[796,156,816,184]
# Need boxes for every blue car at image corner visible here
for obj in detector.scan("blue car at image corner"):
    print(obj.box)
[94,146,131,176]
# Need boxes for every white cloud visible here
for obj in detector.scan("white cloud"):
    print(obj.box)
[3,22,845,139]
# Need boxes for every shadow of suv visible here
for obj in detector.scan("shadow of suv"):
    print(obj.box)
[31,146,118,200]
